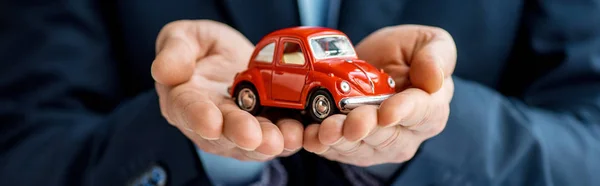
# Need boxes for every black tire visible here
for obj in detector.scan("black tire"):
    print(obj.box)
[306,89,337,122]
[233,83,263,115]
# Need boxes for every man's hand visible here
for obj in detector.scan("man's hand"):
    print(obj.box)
[303,25,456,166]
[151,20,304,161]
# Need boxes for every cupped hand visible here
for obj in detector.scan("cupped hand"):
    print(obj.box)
[303,25,456,166]
[152,20,304,161]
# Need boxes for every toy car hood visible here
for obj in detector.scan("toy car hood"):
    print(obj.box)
[313,58,387,95]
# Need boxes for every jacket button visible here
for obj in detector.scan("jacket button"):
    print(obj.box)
[130,165,167,186]
[149,166,167,185]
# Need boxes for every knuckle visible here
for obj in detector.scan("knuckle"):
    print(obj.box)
[420,104,449,136]
[170,89,197,112]
[415,110,433,129]
[337,143,362,156]
[375,128,402,150]
[168,87,215,126]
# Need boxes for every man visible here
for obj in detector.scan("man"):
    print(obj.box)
[0,0,599,186]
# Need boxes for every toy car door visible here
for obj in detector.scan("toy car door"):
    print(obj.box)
[271,38,309,102]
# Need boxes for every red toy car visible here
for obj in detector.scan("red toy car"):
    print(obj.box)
[229,26,396,122]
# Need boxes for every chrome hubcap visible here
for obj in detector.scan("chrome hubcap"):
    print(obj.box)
[237,88,256,111]
[312,95,331,118]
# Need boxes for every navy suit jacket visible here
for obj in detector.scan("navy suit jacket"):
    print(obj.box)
[1,0,599,185]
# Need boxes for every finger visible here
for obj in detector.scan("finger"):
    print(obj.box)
[156,83,174,124]
[408,27,456,93]
[364,126,403,150]
[318,115,346,145]
[220,101,263,151]
[329,137,361,156]
[279,148,301,157]
[409,51,444,93]
[317,113,368,155]
[409,31,456,93]
[362,126,397,148]
[256,116,271,123]
[415,27,457,78]
[303,124,330,154]
[180,127,236,157]
[378,88,433,130]
[168,85,223,139]
[317,142,376,167]
[276,118,304,152]
[355,25,456,93]
[342,105,378,142]
[152,21,199,86]
[342,143,376,166]
[232,150,264,162]
[382,129,420,163]
[246,122,284,160]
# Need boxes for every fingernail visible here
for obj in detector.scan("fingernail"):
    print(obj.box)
[314,147,330,155]
[230,138,257,151]
[187,127,219,140]
[284,147,300,152]
[329,137,345,146]
[436,55,445,87]
[237,146,255,151]
[198,134,219,141]
[194,128,219,140]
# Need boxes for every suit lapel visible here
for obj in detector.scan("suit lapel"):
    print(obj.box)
[221,0,301,44]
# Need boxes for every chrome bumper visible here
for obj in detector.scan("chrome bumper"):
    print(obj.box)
[339,94,393,113]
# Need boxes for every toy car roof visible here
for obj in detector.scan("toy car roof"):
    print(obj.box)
[264,26,345,39]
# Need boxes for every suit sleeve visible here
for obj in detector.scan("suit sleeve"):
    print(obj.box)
[0,1,211,185]
[390,0,600,185]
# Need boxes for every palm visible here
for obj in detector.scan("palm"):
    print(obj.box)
[303,25,456,167]
[193,53,252,104]
[153,20,305,161]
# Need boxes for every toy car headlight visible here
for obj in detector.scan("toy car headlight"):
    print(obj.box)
[340,81,351,93]
[387,77,395,88]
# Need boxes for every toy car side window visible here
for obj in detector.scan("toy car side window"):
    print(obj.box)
[280,42,306,66]
[254,42,276,63]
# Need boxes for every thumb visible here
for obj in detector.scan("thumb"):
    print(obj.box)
[151,20,202,86]
[409,28,456,93]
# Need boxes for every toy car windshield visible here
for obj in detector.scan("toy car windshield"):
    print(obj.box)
[309,35,357,59]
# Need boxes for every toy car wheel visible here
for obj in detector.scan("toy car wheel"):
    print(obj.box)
[233,83,262,115]
[307,89,337,122]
